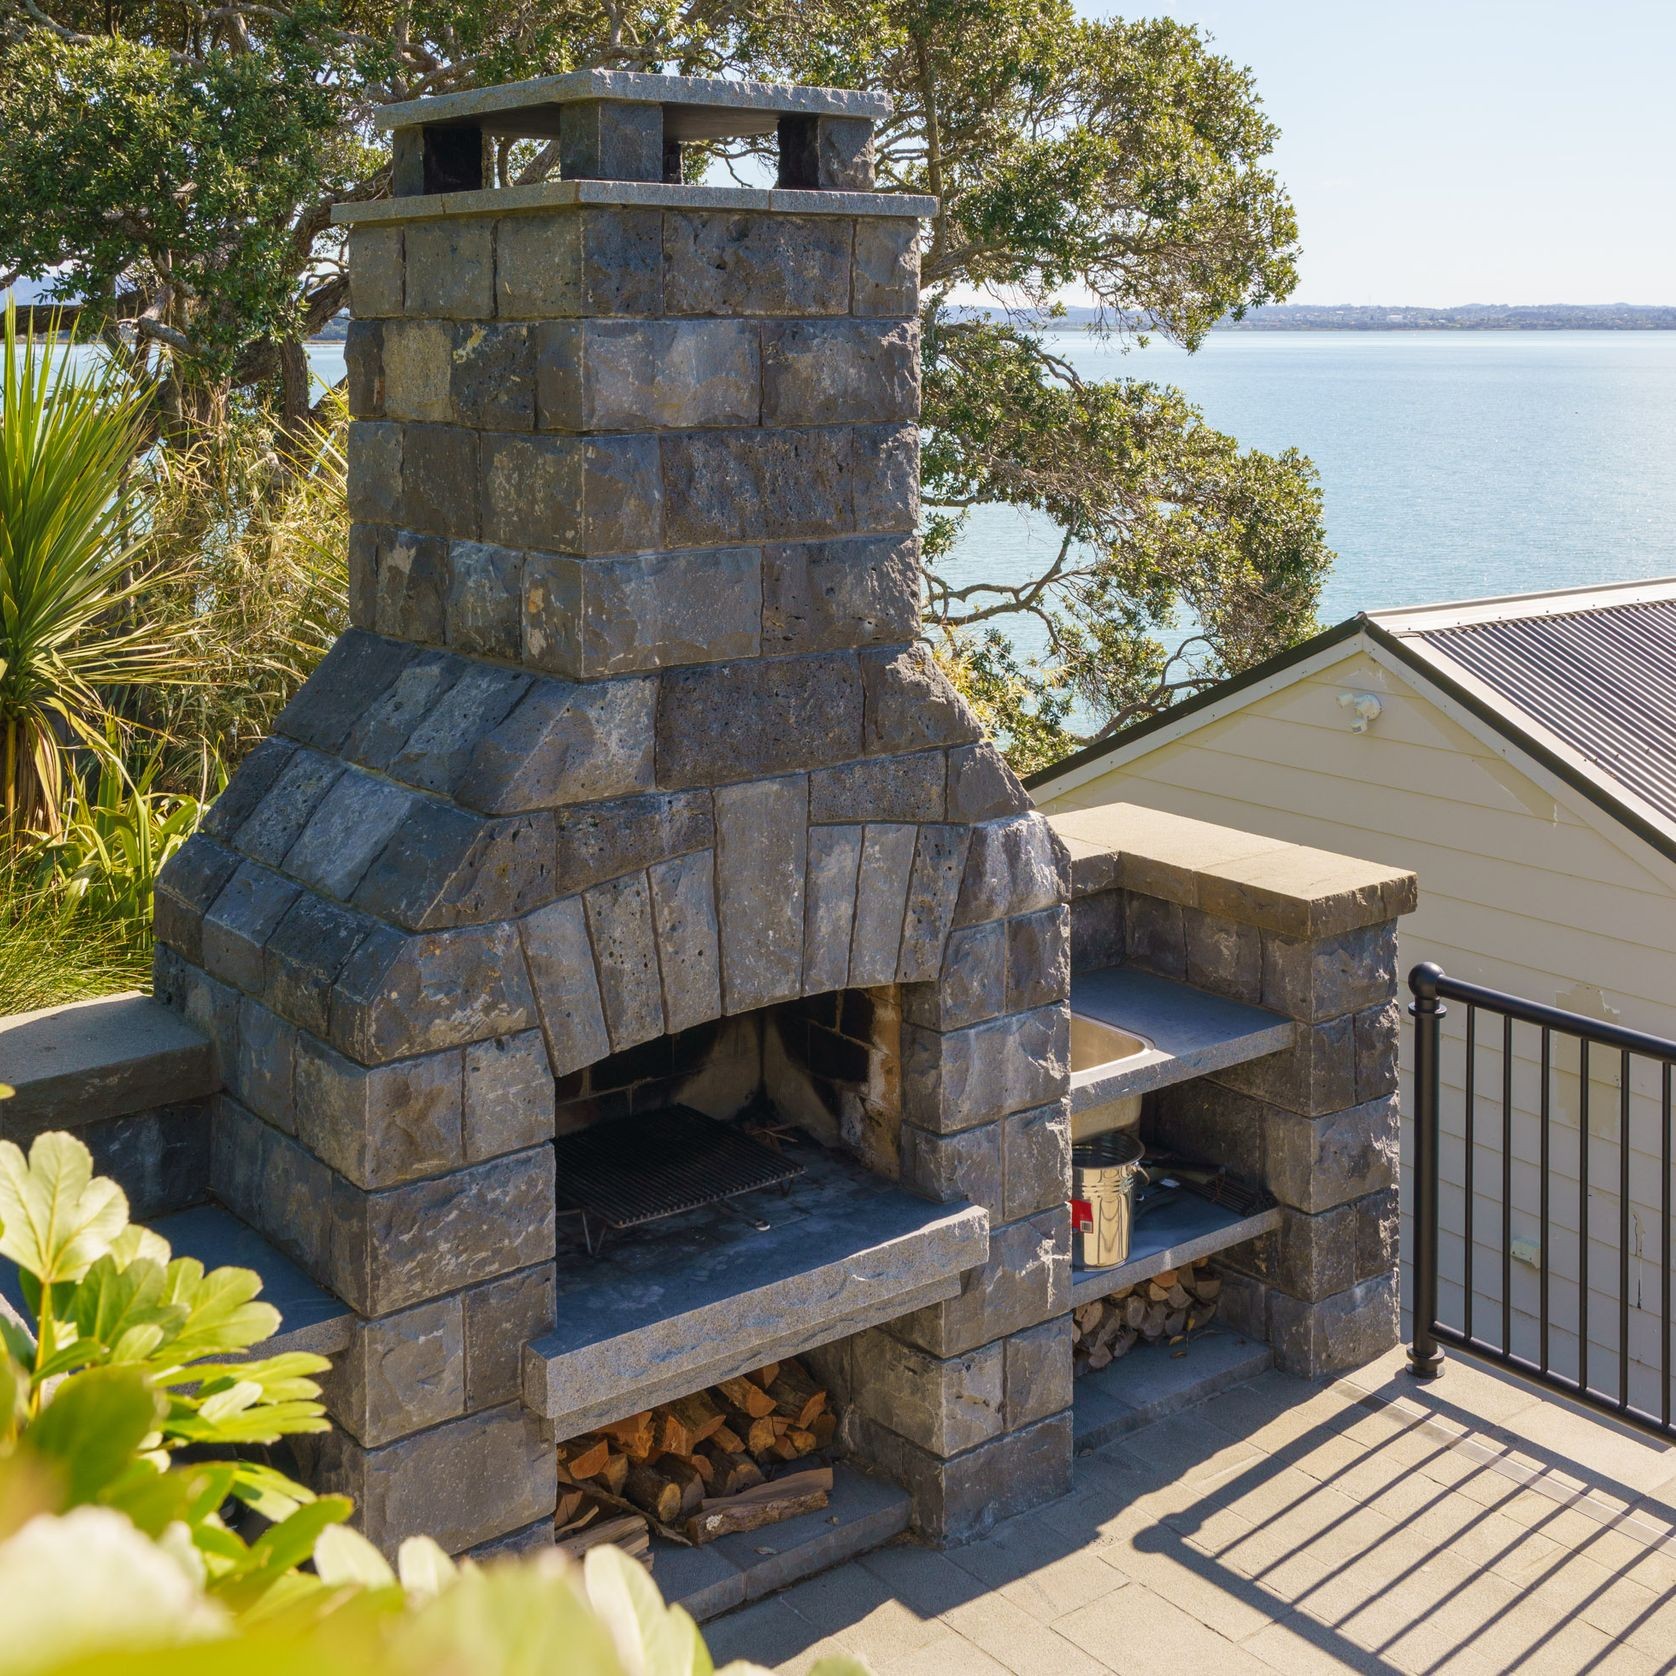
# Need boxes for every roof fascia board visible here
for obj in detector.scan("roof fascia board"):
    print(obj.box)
[1024,619,1365,800]
[1370,575,1676,637]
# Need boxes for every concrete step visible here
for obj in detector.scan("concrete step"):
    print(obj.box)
[1072,1326,1272,1451]
[658,1463,910,1622]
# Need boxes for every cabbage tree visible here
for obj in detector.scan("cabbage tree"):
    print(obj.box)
[0,302,192,848]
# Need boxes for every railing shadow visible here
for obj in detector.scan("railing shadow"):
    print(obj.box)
[703,1363,1676,1676]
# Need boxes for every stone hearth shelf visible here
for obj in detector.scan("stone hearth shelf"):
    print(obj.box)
[523,1139,989,1438]
[1069,966,1292,1115]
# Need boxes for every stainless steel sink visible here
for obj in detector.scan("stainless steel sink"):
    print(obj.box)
[1069,1015,1150,1074]
[1068,1014,1152,1140]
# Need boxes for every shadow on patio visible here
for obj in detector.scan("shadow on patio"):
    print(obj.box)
[704,1347,1676,1675]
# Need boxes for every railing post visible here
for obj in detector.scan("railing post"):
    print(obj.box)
[1408,961,1447,1380]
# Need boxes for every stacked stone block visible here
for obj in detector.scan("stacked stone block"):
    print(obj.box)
[1051,803,1416,1378]
[152,75,1075,1554]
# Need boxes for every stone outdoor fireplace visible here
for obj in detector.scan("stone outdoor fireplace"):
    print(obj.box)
[150,69,1077,1561]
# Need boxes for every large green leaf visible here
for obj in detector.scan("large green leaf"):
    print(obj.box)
[0,1134,128,1284]
[586,1543,701,1676]
[66,1252,185,1364]
[161,1350,329,1401]
[22,1364,162,1506]
[311,1524,397,1591]
[159,1259,281,1360]
[213,1494,353,1612]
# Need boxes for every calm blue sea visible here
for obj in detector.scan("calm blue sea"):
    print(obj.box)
[309,329,1676,664]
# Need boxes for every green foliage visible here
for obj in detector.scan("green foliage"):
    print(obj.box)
[932,628,1076,779]
[0,1504,876,1676]
[17,732,215,940]
[0,891,151,1015]
[0,32,354,388]
[0,303,197,845]
[132,395,349,774]
[0,1131,338,1609]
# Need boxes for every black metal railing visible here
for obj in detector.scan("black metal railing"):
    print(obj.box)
[1408,961,1676,1441]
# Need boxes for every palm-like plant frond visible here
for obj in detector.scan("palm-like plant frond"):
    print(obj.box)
[0,300,195,844]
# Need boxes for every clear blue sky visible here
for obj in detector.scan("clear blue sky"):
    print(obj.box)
[1080,1,1676,304]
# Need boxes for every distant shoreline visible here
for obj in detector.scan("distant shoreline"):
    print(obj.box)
[1041,303,1676,333]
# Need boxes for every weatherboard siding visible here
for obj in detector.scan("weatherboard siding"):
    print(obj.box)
[1038,645,1676,1413]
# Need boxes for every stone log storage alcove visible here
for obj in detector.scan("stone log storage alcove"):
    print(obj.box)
[151,71,1076,1559]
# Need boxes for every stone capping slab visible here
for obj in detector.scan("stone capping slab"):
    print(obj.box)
[332,179,937,227]
[0,991,217,1127]
[1047,802,1418,939]
[375,70,891,133]
[1067,965,1293,1114]
[524,1141,988,1431]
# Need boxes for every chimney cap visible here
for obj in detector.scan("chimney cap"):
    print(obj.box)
[375,70,889,140]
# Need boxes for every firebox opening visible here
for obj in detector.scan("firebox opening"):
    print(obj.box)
[552,985,904,1234]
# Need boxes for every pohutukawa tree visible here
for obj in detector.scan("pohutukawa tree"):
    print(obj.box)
[0,0,1332,763]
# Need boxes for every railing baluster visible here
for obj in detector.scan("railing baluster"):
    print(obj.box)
[1464,1003,1475,1344]
[1620,1049,1631,1413]
[1407,964,1446,1379]
[1502,1011,1512,1353]
[1541,1026,1551,1376]
[1580,1038,1590,1399]
[1664,1063,1672,1432]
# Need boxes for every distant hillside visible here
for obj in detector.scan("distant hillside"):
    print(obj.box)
[1032,302,1676,332]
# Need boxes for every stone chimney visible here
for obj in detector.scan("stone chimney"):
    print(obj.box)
[153,71,1073,1558]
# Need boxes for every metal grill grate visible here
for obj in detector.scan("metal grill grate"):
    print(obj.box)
[554,1107,804,1247]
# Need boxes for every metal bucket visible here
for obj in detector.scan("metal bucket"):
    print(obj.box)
[1070,1130,1146,1269]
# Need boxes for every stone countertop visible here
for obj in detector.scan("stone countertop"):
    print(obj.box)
[525,1136,988,1435]
[1068,965,1293,1113]
[0,991,215,1129]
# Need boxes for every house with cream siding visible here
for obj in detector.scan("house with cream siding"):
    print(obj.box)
[1028,578,1676,1412]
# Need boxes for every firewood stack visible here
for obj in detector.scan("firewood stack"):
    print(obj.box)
[553,1358,839,1557]
[1072,1262,1223,1375]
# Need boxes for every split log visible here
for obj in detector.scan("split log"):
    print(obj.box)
[716,1376,778,1420]
[558,1436,611,1479]
[699,1445,765,1498]
[597,1411,657,1460]
[624,1458,703,1524]
[660,1391,727,1454]
[769,1364,827,1428]
[558,1513,649,1559]
[746,1362,781,1389]
[682,1468,834,1545]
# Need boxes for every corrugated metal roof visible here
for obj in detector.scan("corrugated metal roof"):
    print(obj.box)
[1413,595,1676,826]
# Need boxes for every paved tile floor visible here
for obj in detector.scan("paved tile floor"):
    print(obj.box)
[704,1348,1676,1675]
